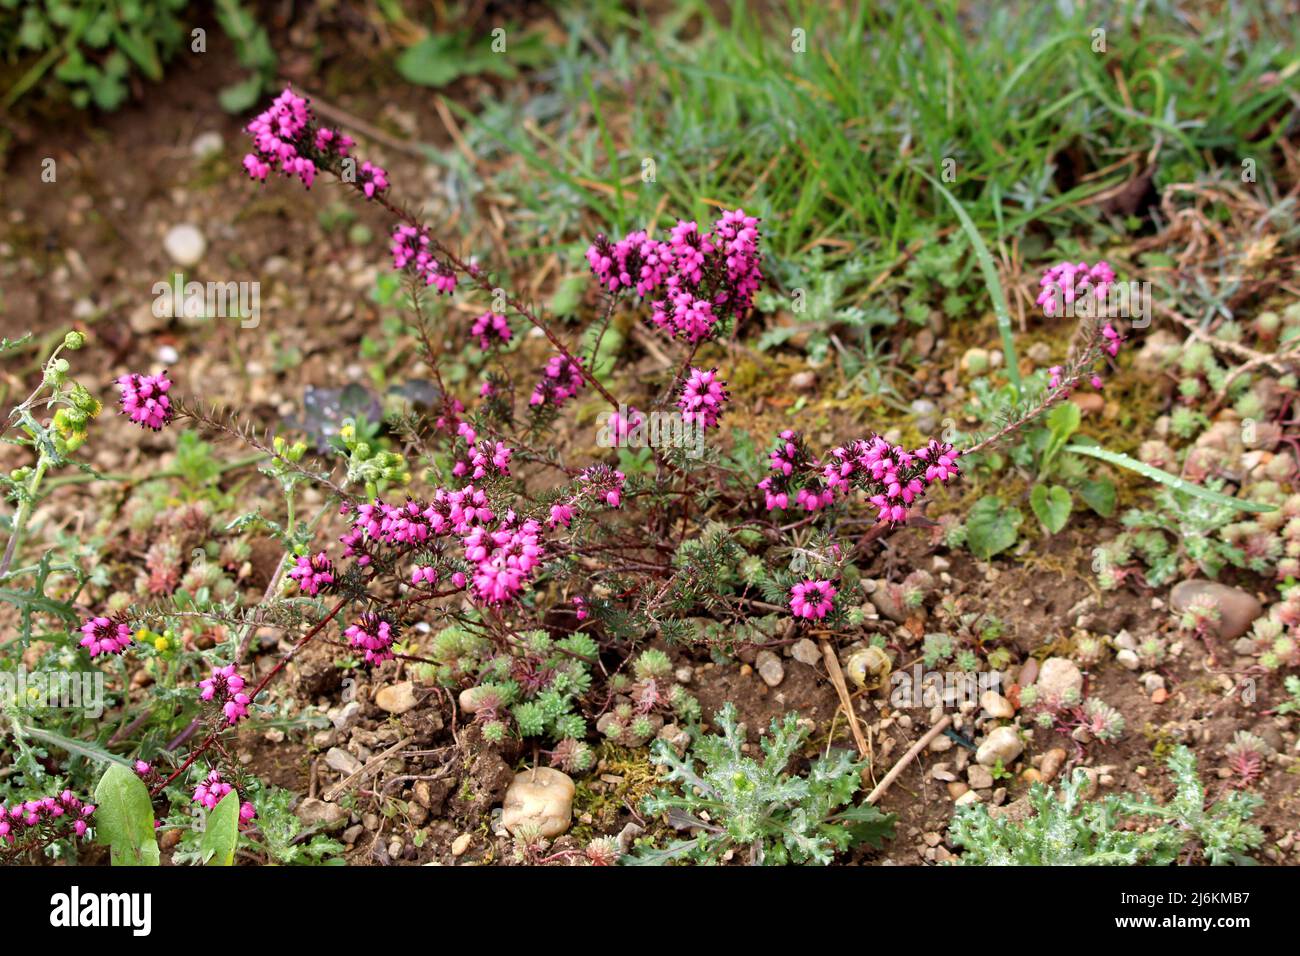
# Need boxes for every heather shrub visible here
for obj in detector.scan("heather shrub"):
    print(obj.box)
[1,87,1129,864]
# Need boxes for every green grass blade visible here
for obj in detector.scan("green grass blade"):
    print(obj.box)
[20,725,132,766]
[1065,444,1276,513]
[919,170,1021,395]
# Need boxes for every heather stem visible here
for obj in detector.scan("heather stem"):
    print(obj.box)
[359,187,624,412]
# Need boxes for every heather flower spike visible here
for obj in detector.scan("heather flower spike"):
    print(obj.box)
[116,370,173,431]
[760,430,961,525]
[678,367,729,430]
[200,664,251,725]
[587,209,763,342]
[288,551,335,596]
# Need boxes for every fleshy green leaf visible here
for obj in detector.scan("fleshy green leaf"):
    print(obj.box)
[93,764,161,866]
[200,790,240,866]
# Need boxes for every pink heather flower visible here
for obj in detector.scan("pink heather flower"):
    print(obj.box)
[426,259,457,294]
[916,439,961,484]
[585,230,673,295]
[530,355,586,408]
[1036,260,1116,316]
[243,88,389,200]
[469,441,512,479]
[592,210,762,343]
[200,664,251,724]
[239,801,257,826]
[790,580,837,620]
[1101,321,1123,357]
[651,286,718,342]
[313,126,354,156]
[462,518,544,605]
[795,485,835,512]
[243,88,314,186]
[358,161,389,198]
[677,367,729,429]
[79,615,133,657]
[389,224,456,292]
[411,565,438,586]
[116,370,173,431]
[758,477,788,511]
[605,408,644,447]
[288,551,334,596]
[548,502,576,529]
[1048,366,1064,390]
[758,431,959,525]
[346,612,397,665]
[578,466,627,509]
[391,224,430,271]
[471,311,511,350]
[573,596,588,621]
[1091,375,1104,389]
[0,792,94,845]
[134,760,152,776]
[451,571,467,589]
[193,769,233,812]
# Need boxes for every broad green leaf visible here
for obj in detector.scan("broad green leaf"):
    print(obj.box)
[834,804,896,849]
[200,791,240,866]
[966,495,1022,560]
[1030,483,1072,533]
[93,764,160,866]
[1065,444,1276,513]
[113,27,161,81]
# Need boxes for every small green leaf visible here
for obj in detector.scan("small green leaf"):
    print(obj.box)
[835,803,896,849]
[1078,477,1116,517]
[1046,400,1081,442]
[1030,483,1072,533]
[112,27,162,81]
[966,495,1022,560]
[1065,444,1276,514]
[1041,401,1081,471]
[549,274,587,317]
[218,74,264,113]
[93,764,160,866]
[200,791,240,866]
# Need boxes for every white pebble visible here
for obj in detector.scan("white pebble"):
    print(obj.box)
[163,224,206,267]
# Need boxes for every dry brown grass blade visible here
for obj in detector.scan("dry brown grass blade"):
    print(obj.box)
[866,714,953,806]
[819,638,868,759]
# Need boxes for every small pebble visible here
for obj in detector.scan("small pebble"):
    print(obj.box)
[163,223,206,267]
